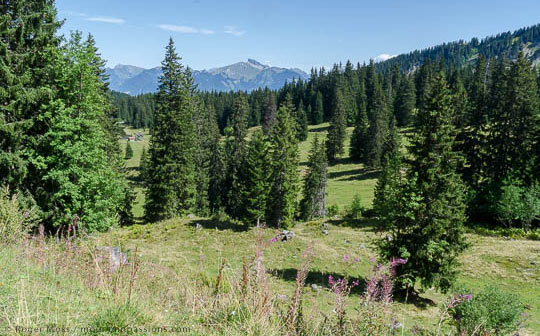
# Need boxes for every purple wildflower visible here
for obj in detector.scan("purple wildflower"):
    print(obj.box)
[343,254,350,262]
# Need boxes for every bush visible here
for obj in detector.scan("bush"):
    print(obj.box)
[327,204,340,217]
[449,285,525,335]
[346,194,365,219]
[0,186,36,245]
[496,177,540,230]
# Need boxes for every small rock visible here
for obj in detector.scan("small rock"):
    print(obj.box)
[277,294,289,301]
[503,236,509,240]
[531,261,537,266]
[195,223,203,230]
[311,284,322,293]
[360,243,366,249]
[96,246,127,271]
[321,223,329,229]
[322,229,329,235]
[277,230,295,242]
[187,213,195,219]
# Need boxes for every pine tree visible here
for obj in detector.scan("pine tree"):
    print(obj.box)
[326,86,347,163]
[300,136,328,220]
[145,38,196,221]
[295,100,309,141]
[241,129,270,224]
[0,0,61,194]
[378,73,468,293]
[223,94,249,218]
[266,99,300,228]
[262,90,277,135]
[193,101,220,215]
[125,141,134,160]
[313,91,324,124]
[365,75,389,168]
[393,75,416,126]
[33,32,127,232]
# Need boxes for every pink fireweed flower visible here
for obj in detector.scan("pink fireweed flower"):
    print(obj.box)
[390,257,407,268]
[343,254,350,262]
[353,257,360,263]
[269,236,278,243]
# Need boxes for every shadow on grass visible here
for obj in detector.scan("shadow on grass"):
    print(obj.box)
[328,168,379,181]
[327,217,381,232]
[309,125,330,133]
[269,267,436,308]
[188,218,249,232]
[268,268,367,295]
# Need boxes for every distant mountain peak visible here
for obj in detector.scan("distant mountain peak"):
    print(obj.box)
[106,60,308,95]
[247,58,267,68]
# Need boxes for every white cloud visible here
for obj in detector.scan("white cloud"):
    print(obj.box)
[85,16,125,24]
[158,24,214,35]
[60,10,87,17]
[224,25,245,36]
[374,54,397,62]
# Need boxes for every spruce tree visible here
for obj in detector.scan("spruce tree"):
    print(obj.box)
[365,75,389,168]
[193,101,220,215]
[125,141,134,160]
[223,94,249,218]
[378,73,468,293]
[295,100,309,141]
[393,75,416,127]
[34,32,127,231]
[326,86,347,163]
[145,38,196,221]
[262,90,277,135]
[266,98,300,228]
[313,91,324,124]
[300,136,328,221]
[241,129,270,224]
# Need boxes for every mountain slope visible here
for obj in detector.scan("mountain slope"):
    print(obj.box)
[375,24,540,71]
[106,59,308,95]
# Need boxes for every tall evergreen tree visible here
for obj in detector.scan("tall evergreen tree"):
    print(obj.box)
[393,75,416,127]
[262,90,277,135]
[312,91,324,124]
[295,100,309,141]
[0,0,61,195]
[241,129,270,224]
[33,32,127,231]
[193,101,220,215]
[266,98,300,228]
[145,38,196,221]
[326,86,347,163]
[300,136,328,220]
[223,93,250,218]
[365,75,389,168]
[378,73,468,293]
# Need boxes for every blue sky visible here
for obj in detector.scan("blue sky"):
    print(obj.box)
[56,0,539,71]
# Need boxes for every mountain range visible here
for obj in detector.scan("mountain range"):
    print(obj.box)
[106,59,308,95]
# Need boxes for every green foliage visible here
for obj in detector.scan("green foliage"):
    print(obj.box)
[241,129,270,224]
[0,186,36,245]
[326,86,348,162]
[377,74,468,292]
[144,38,196,221]
[327,204,340,217]
[496,177,540,230]
[124,142,133,160]
[300,135,328,221]
[266,97,300,228]
[33,33,127,232]
[449,286,525,336]
[89,303,149,335]
[345,194,365,219]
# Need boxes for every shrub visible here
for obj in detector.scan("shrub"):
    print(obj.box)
[327,204,340,217]
[448,285,525,335]
[346,194,365,219]
[496,177,540,230]
[0,186,36,245]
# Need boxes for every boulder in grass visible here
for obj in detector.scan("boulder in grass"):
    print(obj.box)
[96,246,127,271]
[277,230,295,242]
